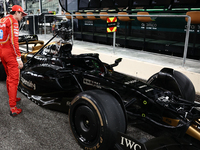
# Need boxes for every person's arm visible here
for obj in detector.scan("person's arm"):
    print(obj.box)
[9,18,23,69]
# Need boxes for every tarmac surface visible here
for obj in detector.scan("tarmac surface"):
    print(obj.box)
[0,81,82,150]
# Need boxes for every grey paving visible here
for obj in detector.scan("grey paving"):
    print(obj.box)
[72,40,200,72]
[0,81,82,150]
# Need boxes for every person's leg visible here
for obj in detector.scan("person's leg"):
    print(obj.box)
[6,59,19,107]
[1,58,21,102]
[3,56,22,116]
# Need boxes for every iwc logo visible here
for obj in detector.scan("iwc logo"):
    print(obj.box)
[120,136,142,150]
[117,132,145,150]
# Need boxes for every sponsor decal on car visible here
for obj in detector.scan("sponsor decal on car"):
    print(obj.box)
[139,85,147,89]
[117,132,146,150]
[124,80,137,85]
[145,88,153,92]
[21,77,36,90]
[83,78,101,89]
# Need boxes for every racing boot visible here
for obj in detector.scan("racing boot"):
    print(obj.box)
[16,98,21,102]
[10,107,22,117]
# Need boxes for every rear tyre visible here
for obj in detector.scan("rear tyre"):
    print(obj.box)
[147,68,195,102]
[69,90,126,150]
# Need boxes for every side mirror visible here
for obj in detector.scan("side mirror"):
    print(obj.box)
[115,58,122,64]
[110,58,122,68]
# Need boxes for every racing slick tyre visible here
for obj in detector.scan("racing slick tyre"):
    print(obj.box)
[0,62,6,81]
[147,68,195,102]
[69,90,126,150]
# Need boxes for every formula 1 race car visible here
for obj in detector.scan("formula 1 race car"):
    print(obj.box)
[18,27,200,150]
[0,34,44,81]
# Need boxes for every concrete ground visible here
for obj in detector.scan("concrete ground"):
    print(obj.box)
[0,81,82,150]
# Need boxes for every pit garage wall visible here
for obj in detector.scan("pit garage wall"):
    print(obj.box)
[72,46,200,96]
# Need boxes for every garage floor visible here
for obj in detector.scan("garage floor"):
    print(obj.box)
[0,80,82,150]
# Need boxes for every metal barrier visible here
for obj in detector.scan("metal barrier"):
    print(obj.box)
[42,13,191,67]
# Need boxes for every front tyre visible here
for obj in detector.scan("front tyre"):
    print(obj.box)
[147,68,195,102]
[69,90,126,150]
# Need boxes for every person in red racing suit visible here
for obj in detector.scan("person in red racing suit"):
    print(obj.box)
[0,5,27,116]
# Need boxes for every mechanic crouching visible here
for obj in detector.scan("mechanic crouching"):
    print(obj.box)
[0,5,27,116]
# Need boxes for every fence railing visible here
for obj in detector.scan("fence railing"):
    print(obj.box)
[39,13,191,67]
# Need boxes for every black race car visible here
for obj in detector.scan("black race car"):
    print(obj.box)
[18,27,200,150]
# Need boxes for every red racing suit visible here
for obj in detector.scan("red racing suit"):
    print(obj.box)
[0,15,21,107]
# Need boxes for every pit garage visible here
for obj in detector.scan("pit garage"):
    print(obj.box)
[0,0,200,150]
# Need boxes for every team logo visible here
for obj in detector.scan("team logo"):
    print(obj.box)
[117,132,146,150]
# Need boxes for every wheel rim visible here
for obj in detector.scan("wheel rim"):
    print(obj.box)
[73,105,100,144]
